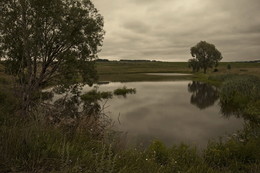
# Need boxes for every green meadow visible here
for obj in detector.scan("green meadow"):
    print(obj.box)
[96,61,260,82]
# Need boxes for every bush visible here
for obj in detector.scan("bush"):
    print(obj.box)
[227,64,231,70]
[219,75,260,122]
[204,127,260,172]
[81,90,113,103]
[113,86,136,96]
[0,121,105,172]
[213,68,218,72]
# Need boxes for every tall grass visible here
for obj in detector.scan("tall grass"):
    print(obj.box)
[1,111,259,172]
[219,75,260,123]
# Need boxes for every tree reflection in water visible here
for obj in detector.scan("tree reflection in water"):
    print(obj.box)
[188,81,219,109]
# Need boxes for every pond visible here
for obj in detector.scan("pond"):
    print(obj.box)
[146,73,192,76]
[81,81,243,148]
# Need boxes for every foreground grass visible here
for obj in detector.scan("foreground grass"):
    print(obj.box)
[0,113,259,172]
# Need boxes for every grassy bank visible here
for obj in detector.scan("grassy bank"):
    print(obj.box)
[0,110,259,172]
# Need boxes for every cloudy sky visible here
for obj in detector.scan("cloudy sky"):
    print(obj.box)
[93,0,260,62]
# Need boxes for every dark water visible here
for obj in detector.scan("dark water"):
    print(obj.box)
[82,81,243,148]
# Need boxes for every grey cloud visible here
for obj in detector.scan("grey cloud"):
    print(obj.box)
[93,0,260,61]
[239,24,260,34]
[132,0,166,5]
[122,20,150,34]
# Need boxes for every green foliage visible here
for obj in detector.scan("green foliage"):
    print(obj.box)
[0,0,105,110]
[190,41,223,73]
[204,125,260,172]
[166,145,200,172]
[0,121,105,172]
[114,86,136,97]
[227,64,231,70]
[114,142,207,173]
[81,90,113,103]
[208,74,239,82]
[94,145,117,173]
[219,75,260,122]
[147,141,169,165]
[188,58,200,72]
[75,89,112,117]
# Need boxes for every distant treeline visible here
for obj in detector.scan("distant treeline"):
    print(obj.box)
[235,60,260,63]
[95,59,260,63]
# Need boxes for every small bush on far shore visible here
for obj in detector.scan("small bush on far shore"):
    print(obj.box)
[113,86,136,96]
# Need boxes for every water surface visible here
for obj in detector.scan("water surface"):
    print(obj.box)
[82,81,243,148]
[146,73,192,76]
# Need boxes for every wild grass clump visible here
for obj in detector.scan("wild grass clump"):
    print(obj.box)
[0,98,118,172]
[0,119,112,172]
[219,75,260,122]
[81,90,113,103]
[113,86,136,96]
[2,118,259,173]
[113,141,206,173]
[115,138,258,172]
[204,124,260,172]
[208,74,239,82]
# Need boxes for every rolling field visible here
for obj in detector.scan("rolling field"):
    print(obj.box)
[96,61,260,82]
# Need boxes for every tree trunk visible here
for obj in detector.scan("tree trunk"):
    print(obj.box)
[203,67,207,74]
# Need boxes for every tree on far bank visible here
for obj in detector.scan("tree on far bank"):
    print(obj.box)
[188,58,200,72]
[0,0,105,112]
[227,64,231,70]
[189,41,223,74]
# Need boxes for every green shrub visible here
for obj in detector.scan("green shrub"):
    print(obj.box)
[227,64,231,70]
[204,130,260,172]
[147,141,169,165]
[0,120,106,172]
[219,75,260,122]
[113,86,136,96]
[81,90,113,103]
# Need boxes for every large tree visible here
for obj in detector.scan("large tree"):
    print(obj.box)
[0,0,104,111]
[189,41,223,74]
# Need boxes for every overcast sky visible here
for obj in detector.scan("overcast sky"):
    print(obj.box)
[93,0,260,62]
